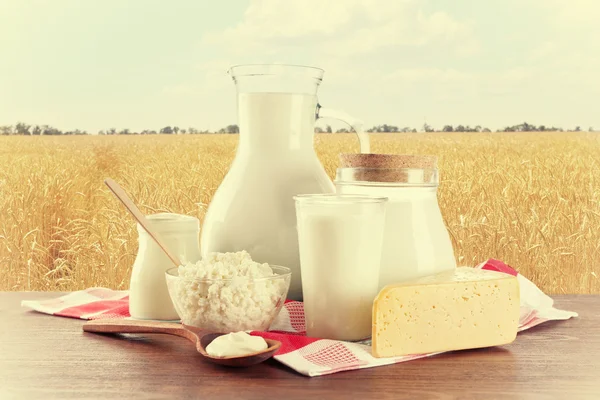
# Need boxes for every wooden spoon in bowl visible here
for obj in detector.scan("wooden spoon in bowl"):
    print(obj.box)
[82,319,282,367]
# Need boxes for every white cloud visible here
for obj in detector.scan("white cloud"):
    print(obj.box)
[522,1,600,93]
[499,66,537,82]
[192,0,600,130]
[530,41,558,61]
[201,0,354,50]
[202,0,478,58]
[3,0,599,132]
[537,0,600,26]
[384,67,471,84]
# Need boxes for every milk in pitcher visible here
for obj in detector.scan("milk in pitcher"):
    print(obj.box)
[200,65,369,301]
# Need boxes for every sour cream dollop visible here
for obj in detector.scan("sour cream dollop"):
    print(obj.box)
[205,331,268,357]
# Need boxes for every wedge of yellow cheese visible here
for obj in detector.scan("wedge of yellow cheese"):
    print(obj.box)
[372,267,520,358]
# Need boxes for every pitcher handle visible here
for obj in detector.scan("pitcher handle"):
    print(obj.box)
[316,104,370,153]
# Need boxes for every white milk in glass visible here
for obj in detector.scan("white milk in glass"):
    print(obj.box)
[295,196,386,341]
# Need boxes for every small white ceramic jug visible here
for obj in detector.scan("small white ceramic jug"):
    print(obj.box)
[129,213,201,320]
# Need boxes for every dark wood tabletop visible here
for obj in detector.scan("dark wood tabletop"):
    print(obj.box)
[1,292,599,400]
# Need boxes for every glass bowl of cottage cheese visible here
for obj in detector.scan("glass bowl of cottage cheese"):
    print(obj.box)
[165,251,291,333]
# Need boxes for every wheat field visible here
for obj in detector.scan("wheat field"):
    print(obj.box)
[1,132,599,294]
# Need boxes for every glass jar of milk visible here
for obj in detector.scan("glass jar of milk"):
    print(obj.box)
[335,154,457,289]
[129,213,201,320]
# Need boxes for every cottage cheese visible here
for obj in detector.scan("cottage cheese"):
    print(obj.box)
[173,251,288,332]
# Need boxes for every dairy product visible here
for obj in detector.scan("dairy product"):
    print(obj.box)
[336,178,457,289]
[205,331,269,357]
[200,93,336,301]
[295,195,387,341]
[372,267,520,358]
[169,251,290,332]
[129,213,201,321]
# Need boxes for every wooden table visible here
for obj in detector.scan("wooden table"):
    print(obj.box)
[1,293,599,400]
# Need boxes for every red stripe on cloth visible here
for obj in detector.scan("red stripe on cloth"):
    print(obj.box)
[88,304,131,320]
[250,331,321,355]
[55,299,129,319]
[86,288,126,299]
[480,258,518,276]
[268,329,307,336]
[299,341,364,368]
[519,317,548,331]
[283,301,306,332]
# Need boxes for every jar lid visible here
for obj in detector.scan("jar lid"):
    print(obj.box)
[138,213,200,234]
[337,153,438,184]
[339,153,437,169]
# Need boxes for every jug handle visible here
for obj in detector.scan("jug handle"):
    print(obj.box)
[316,104,370,153]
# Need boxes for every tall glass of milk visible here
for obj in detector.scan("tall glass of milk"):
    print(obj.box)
[294,194,387,341]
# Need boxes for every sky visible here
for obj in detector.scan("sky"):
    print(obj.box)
[1,0,599,133]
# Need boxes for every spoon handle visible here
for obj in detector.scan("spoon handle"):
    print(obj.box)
[83,319,197,343]
[104,178,181,267]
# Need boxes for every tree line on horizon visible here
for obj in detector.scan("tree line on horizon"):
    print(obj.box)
[0,121,594,136]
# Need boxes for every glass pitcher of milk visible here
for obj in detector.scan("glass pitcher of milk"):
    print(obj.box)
[200,64,368,301]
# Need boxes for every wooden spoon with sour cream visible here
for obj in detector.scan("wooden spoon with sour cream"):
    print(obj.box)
[82,319,282,367]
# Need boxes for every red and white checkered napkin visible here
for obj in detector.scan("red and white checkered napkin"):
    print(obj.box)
[21,287,130,319]
[22,259,578,377]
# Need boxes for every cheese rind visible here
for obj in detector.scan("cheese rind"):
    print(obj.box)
[372,267,520,358]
